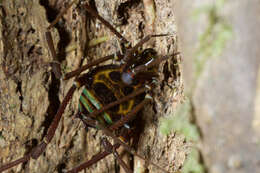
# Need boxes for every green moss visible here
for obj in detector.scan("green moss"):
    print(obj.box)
[182,148,205,173]
[160,1,232,172]
[159,100,200,142]
[159,99,204,172]
[193,0,233,79]
[159,99,205,173]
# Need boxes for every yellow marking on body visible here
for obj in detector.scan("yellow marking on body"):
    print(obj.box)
[93,69,125,99]
[92,68,140,116]
[117,100,135,115]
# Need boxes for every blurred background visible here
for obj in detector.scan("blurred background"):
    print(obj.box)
[168,0,260,172]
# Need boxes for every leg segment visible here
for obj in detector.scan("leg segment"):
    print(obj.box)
[64,52,124,80]
[102,138,133,173]
[66,97,151,173]
[0,69,151,172]
[85,86,149,119]
[73,96,169,173]
[84,4,128,44]
[45,0,78,79]
[66,143,121,173]
[0,155,30,172]
[47,0,78,30]
[45,31,62,79]
[45,1,129,80]
[63,35,174,80]
[133,52,180,75]
[0,83,78,172]
[121,34,169,71]
[102,97,169,173]
[121,52,180,85]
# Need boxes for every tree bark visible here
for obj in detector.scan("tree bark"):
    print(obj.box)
[0,0,187,172]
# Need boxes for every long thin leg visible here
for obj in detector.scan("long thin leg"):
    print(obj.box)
[0,155,30,172]
[0,83,78,172]
[121,34,169,71]
[102,138,133,173]
[84,3,171,75]
[121,52,180,85]
[133,52,180,74]
[99,98,169,173]
[64,52,124,80]
[84,4,174,80]
[45,1,128,80]
[2,19,119,172]
[66,98,150,173]
[66,143,121,173]
[84,4,128,44]
[64,42,178,81]
[86,86,149,119]
[0,55,172,172]
[78,97,169,173]
[0,75,151,172]
[45,0,78,79]
[47,0,78,30]
[0,69,151,172]
[45,31,62,79]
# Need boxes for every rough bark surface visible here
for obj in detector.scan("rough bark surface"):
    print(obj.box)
[0,0,187,173]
